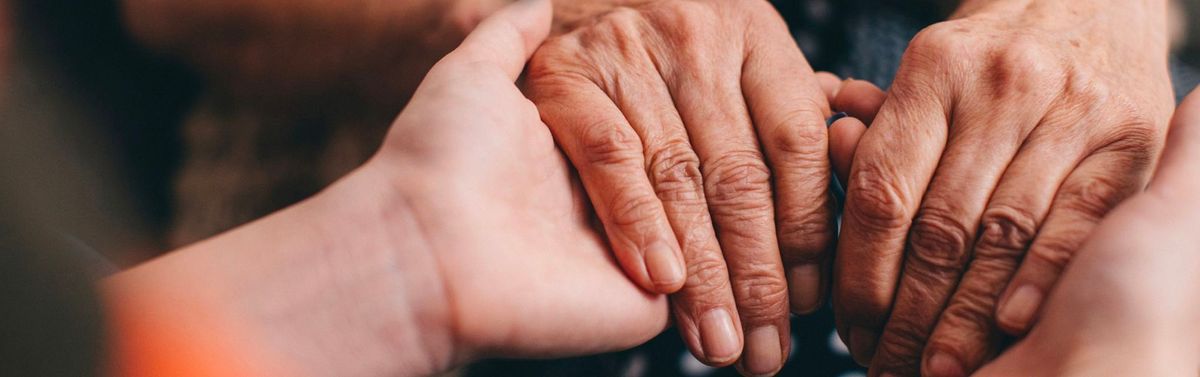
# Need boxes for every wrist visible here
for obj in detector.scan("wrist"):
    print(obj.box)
[104,164,459,377]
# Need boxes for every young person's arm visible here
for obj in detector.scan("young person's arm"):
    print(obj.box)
[105,3,669,376]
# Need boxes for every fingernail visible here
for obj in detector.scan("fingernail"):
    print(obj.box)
[927,352,965,377]
[644,241,684,290]
[998,285,1043,331]
[699,308,741,363]
[848,326,877,367]
[788,264,822,314]
[743,326,783,376]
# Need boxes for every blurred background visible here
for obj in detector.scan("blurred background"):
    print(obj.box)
[2,0,1199,376]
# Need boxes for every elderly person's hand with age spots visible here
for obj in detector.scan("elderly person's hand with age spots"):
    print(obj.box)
[829,0,1175,376]
[976,87,1200,377]
[527,1,839,374]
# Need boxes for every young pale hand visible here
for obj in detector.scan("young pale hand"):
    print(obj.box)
[108,3,669,376]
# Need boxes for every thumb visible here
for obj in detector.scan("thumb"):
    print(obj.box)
[433,0,552,81]
[1150,88,1200,202]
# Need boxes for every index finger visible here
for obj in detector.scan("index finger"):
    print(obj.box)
[741,10,834,316]
[834,79,949,366]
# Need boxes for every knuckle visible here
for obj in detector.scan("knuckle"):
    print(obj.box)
[908,22,974,64]
[643,0,716,45]
[941,285,1002,332]
[907,210,972,274]
[579,122,643,167]
[1102,118,1163,163]
[733,273,790,322]
[703,151,773,207]
[980,40,1058,99]
[976,206,1039,256]
[768,106,828,160]
[647,142,705,202]
[683,256,732,294]
[608,190,662,229]
[877,323,929,366]
[1058,175,1131,220]
[994,39,1054,76]
[1029,237,1078,273]
[591,7,640,33]
[777,213,834,263]
[845,165,912,232]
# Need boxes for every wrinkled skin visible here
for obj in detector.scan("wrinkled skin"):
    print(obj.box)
[831,1,1175,376]
[977,87,1200,377]
[527,1,833,374]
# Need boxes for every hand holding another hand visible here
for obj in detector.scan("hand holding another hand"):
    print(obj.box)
[528,1,834,372]
[832,1,1176,375]
[978,86,1200,377]
[107,3,669,376]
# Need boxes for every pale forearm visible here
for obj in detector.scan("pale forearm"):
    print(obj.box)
[103,165,455,377]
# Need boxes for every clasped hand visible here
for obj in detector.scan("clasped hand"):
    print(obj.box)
[116,0,1185,376]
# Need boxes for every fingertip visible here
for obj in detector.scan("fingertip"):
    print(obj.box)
[833,80,887,125]
[848,326,878,367]
[788,264,824,314]
[507,0,554,56]
[644,241,686,293]
[925,351,966,377]
[444,0,553,79]
[995,285,1043,335]
[829,116,867,183]
[698,307,743,366]
[816,71,843,102]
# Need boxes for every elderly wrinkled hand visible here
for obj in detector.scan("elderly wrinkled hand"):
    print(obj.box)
[976,87,1200,377]
[831,1,1176,376]
[526,0,835,373]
